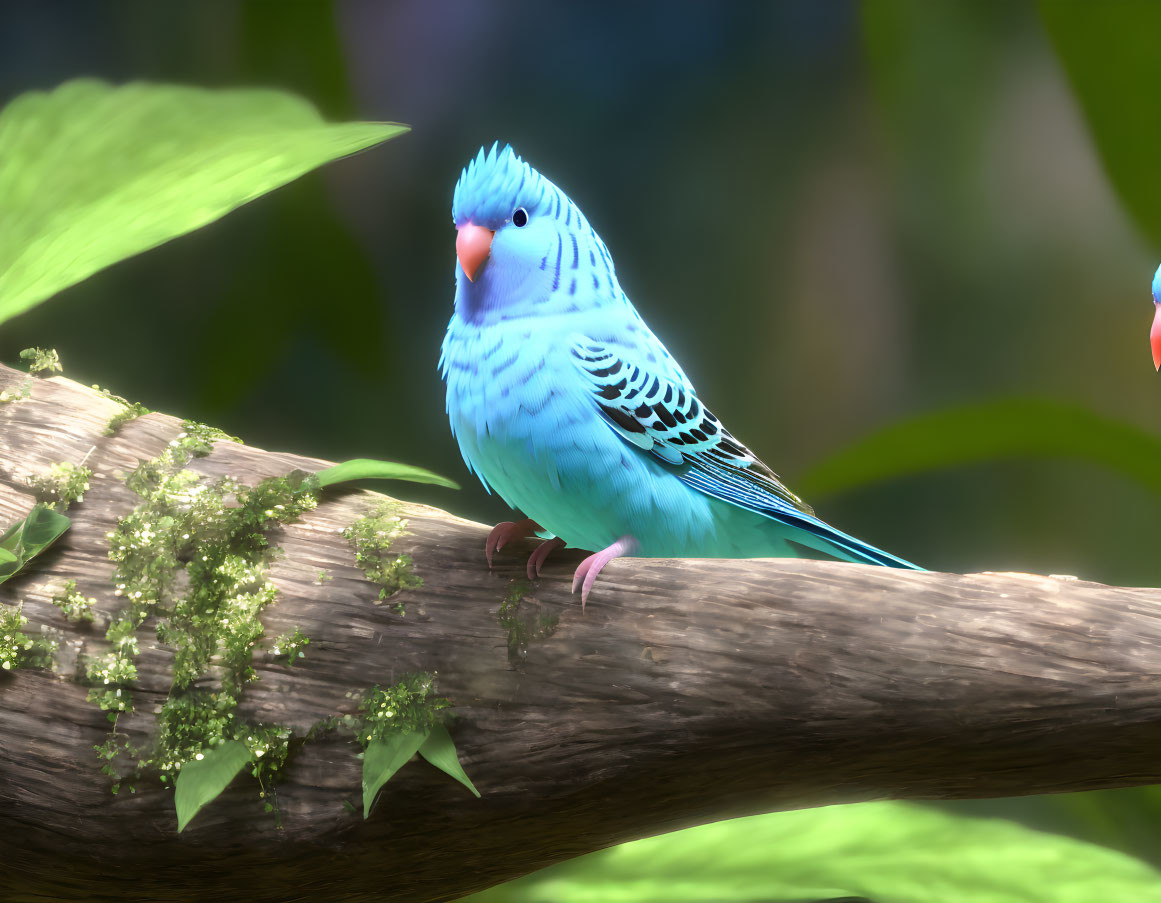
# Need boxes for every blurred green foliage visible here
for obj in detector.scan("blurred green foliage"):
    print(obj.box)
[1040,0,1161,250]
[862,0,1013,248]
[800,397,1161,501]
[463,803,1161,903]
[0,80,405,326]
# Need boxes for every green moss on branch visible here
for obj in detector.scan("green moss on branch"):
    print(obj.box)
[28,461,91,511]
[343,500,420,613]
[91,421,313,798]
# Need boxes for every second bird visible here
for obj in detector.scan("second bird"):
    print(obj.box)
[441,144,919,605]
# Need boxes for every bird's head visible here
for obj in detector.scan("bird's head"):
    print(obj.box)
[451,143,617,321]
[1151,263,1161,371]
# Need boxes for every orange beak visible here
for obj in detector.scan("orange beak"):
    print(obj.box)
[1152,304,1161,371]
[456,224,494,282]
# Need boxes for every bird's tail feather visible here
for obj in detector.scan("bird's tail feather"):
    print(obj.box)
[681,465,922,569]
[783,513,923,570]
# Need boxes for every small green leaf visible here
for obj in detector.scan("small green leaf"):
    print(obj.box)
[418,723,480,798]
[0,505,71,585]
[0,80,408,326]
[174,740,252,832]
[362,730,429,819]
[315,459,460,491]
[462,802,1161,903]
[799,398,1161,501]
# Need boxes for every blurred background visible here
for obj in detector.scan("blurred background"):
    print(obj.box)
[3,0,1161,878]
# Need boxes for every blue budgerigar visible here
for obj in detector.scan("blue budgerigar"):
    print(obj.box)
[441,144,919,606]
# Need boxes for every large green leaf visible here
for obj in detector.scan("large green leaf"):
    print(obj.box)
[418,723,480,798]
[174,740,252,832]
[362,730,429,819]
[0,80,407,326]
[315,459,460,491]
[0,504,71,584]
[1039,1,1161,249]
[463,802,1161,903]
[798,398,1161,500]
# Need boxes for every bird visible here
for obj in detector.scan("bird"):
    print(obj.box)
[1151,263,1161,370]
[441,143,920,607]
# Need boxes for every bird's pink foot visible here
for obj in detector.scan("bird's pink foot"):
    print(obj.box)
[526,537,566,579]
[485,519,541,568]
[571,535,638,610]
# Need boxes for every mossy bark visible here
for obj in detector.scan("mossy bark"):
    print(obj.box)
[3,363,1161,903]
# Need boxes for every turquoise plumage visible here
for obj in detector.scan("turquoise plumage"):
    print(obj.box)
[441,144,919,605]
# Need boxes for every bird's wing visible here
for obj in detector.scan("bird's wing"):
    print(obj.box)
[570,337,921,569]
[569,337,815,517]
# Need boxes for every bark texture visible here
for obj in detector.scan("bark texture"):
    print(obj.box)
[2,363,1161,903]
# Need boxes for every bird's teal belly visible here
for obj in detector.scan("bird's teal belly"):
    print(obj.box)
[455,407,793,559]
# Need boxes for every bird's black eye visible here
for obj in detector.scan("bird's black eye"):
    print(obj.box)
[511,207,528,228]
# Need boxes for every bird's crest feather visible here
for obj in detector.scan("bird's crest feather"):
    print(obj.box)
[453,142,540,226]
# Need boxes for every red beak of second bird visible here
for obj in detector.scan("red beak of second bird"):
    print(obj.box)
[457,224,494,282]
[1151,303,1161,371]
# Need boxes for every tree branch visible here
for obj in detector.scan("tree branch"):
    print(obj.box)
[1,362,1160,903]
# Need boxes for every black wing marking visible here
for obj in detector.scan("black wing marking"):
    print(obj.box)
[571,340,814,515]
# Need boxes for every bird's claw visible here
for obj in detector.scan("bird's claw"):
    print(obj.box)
[571,535,638,610]
[484,519,542,568]
[526,537,566,580]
